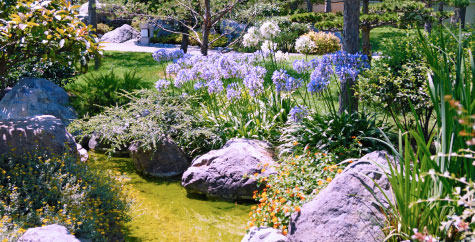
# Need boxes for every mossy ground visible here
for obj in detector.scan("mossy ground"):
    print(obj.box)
[89,153,251,242]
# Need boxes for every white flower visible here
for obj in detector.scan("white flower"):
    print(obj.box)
[261,40,277,54]
[259,21,280,40]
[243,27,260,47]
[275,50,289,62]
[295,36,316,55]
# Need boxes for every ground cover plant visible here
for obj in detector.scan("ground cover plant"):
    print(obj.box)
[0,154,134,242]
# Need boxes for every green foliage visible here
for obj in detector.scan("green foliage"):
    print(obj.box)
[268,16,311,53]
[96,23,112,35]
[0,154,132,241]
[247,152,342,235]
[67,70,148,117]
[150,33,181,44]
[183,32,228,48]
[289,12,342,24]
[280,111,392,161]
[375,27,475,241]
[68,90,222,158]
[3,57,77,87]
[0,0,101,90]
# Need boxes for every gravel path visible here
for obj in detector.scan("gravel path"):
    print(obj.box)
[100,40,235,55]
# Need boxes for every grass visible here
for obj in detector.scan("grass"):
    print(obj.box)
[368,26,416,54]
[71,51,166,88]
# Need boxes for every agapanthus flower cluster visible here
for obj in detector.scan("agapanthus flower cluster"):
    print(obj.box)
[153,49,185,63]
[243,27,261,48]
[275,50,289,62]
[307,56,333,93]
[329,51,369,83]
[261,40,277,55]
[271,69,303,93]
[259,21,281,40]
[289,105,308,123]
[206,79,224,94]
[295,36,316,55]
[226,83,242,101]
[292,59,311,74]
[243,66,267,97]
[155,79,170,92]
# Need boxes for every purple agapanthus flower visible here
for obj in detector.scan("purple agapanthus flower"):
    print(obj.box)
[272,69,290,93]
[155,79,170,92]
[289,105,308,122]
[226,83,241,101]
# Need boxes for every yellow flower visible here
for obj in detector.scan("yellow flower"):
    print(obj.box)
[326,177,332,182]
[317,180,323,186]
[337,169,343,174]
[293,141,298,146]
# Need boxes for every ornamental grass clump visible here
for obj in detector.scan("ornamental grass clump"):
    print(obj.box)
[0,154,134,242]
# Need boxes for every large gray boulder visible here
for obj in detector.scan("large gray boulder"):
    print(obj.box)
[0,115,78,159]
[0,78,76,125]
[100,24,139,43]
[241,227,287,242]
[182,138,276,201]
[128,137,189,177]
[288,151,393,242]
[18,224,80,242]
[220,19,246,41]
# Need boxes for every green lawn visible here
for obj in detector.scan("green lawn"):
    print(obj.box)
[368,26,416,53]
[70,51,166,88]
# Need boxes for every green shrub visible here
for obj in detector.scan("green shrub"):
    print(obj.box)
[67,70,148,117]
[96,23,112,35]
[289,12,342,24]
[280,111,392,161]
[0,0,100,90]
[178,33,228,48]
[3,57,77,87]
[0,154,132,241]
[150,34,181,44]
[68,90,222,158]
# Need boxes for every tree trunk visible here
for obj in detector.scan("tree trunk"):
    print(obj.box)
[88,0,97,30]
[201,26,210,56]
[439,2,444,24]
[340,0,360,114]
[306,0,313,12]
[88,0,99,70]
[325,0,332,13]
[424,0,432,33]
[181,33,189,53]
[290,1,299,10]
[452,6,467,29]
[361,0,371,59]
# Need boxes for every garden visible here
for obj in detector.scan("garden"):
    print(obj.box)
[0,0,474,241]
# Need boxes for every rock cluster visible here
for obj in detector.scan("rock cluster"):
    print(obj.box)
[100,24,139,43]
[182,138,276,201]
[18,224,81,242]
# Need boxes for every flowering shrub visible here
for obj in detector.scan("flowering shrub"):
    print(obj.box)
[0,0,101,89]
[0,154,133,241]
[296,32,341,55]
[247,152,345,235]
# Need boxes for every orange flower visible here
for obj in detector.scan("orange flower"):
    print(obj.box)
[249,211,253,216]
[326,177,332,182]
[351,136,356,139]
[282,229,288,236]
[283,206,289,213]
[348,160,353,163]
[337,169,343,174]
[261,168,266,173]
[280,197,286,203]
[317,180,323,186]
[294,206,301,212]
[272,217,278,223]
[293,141,298,146]
[249,221,254,227]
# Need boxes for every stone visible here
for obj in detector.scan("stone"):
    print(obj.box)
[0,78,76,125]
[18,224,80,242]
[181,138,276,201]
[128,137,189,177]
[77,143,89,162]
[88,133,128,156]
[0,115,78,159]
[241,227,288,242]
[220,19,246,41]
[288,151,393,242]
[100,24,139,43]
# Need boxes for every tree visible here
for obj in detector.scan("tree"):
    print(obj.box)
[88,0,97,31]
[313,1,447,58]
[325,0,332,13]
[306,0,313,12]
[340,0,360,114]
[156,0,246,56]
[0,0,101,90]
[450,0,469,28]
